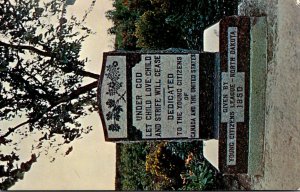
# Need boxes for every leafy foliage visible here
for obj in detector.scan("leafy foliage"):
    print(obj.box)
[180,158,214,190]
[0,0,97,132]
[105,0,142,50]
[116,141,217,190]
[0,154,37,190]
[145,142,185,190]
[106,0,239,50]
[116,142,154,190]
[166,141,204,161]
[135,10,186,49]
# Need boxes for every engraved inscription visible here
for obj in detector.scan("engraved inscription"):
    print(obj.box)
[221,27,245,165]
[132,54,200,139]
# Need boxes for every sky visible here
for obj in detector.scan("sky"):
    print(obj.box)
[10,0,116,190]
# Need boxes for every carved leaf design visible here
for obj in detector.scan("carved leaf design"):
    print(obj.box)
[106,111,114,120]
[108,123,121,132]
[106,99,115,108]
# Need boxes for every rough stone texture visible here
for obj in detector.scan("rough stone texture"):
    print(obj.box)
[239,0,300,190]
[248,17,267,176]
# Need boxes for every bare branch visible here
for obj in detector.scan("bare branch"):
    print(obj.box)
[52,80,98,105]
[0,41,51,57]
[0,81,98,143]
[77,70,100,79]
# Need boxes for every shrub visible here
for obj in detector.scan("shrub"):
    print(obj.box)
[145,142,185,190]
[180,159,214,190]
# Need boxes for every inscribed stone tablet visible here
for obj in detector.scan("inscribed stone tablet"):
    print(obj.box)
[132,54,200,139]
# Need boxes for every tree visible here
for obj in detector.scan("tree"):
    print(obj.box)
[106,0,239,50]
[135,10,186,49]
[0,0,97,189]
[106,0,143,50]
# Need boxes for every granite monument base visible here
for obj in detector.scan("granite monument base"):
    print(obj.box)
[215,16,267,175]
[248,16,267,176]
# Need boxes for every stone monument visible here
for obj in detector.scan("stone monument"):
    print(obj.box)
[217,16,267,175]
[97,16,267,175]
[97,51,218,142]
